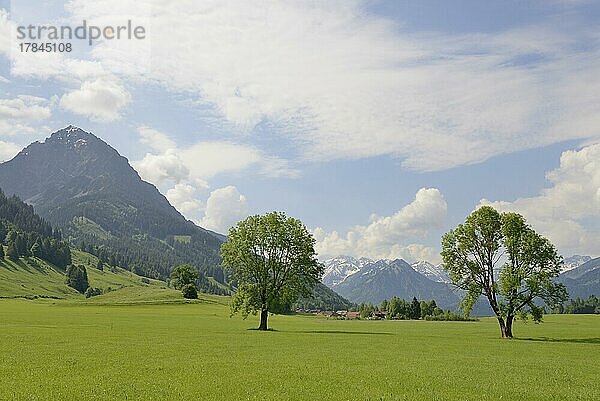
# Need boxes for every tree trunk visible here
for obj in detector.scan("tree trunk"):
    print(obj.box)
[504,315,514,338]
[497,317,507,338]
[258,308,268,331]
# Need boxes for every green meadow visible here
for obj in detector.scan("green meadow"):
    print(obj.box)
[0,293,598,401]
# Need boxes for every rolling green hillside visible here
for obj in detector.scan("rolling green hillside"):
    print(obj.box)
[0,249,166,299]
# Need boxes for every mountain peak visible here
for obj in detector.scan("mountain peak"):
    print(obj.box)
[0,126,224,280]
[46,125,101,147]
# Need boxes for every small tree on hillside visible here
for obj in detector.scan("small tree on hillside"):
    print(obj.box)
[169,265,199,290]
[441,206,568,338]
[30,240,43,258]
[221,212,322,331]
[6,242,19,261]
[181,283,198,299]
[66,264,89,294]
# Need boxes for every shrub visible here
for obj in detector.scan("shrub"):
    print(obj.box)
[66,264,89,294]
[182,283,198,299]
[84,287,103,298]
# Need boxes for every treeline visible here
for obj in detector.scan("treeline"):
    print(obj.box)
[71,231,225,284]
[359,297,475,321]
[294,283,355,312]
[0,189,71,268]
[555,296,600,314]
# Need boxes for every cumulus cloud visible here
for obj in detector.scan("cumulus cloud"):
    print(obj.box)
[313,188,447,263]
[0,140,20,161]
[132,127,297,187]
[132,149,189,185]
[60,79,130,122]
[166,182,206,215]
[199,186,248,233]
[480,143,600,256]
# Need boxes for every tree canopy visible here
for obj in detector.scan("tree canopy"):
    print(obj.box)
[169,264,199,290]
[441,206,567,338]
[221,212,323,330]
[66,264,89,294]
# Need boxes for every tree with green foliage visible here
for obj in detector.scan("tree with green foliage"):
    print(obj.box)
[169,264,199,290]
[30,240,43,258]
[386,297,409,319]
[0,244,4,258]
[359,303,376,319]
[84,287,102,298]
[562,296,600,314]
[181,283,198,299]
[6,241,19,261]
[65,264,89,294]
[441,206,568,338]
[221,211,322,330]
[409,297,421,320]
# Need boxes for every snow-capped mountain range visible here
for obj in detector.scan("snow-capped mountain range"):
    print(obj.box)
[321,256,458,307]
[321,254,594,308]
[411,260,451,283]
[322,256,450,288]
[321,256,373,287]
[561,255,592,273]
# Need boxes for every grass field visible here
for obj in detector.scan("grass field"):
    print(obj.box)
[0,296,598,401]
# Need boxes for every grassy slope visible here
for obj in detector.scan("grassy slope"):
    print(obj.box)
[0,249,165,299]
[0,298,598,401]
[0,257,80,299]
[84,286,229,305]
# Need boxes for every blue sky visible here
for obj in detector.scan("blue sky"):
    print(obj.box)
[1,0,599,263]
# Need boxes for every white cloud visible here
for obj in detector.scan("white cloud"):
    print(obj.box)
[199,186,248,233]
[132,149,189,185]
[0,140,20,161]
[313,188,447,263]
[137,126,177,152]
[166,182,206,215]
[180,141,298,179]
[132,127,297,189]
[0,8,10,56]
[0,95,51,120]
[0,120,37,136]
[0,95,53,142]
[480,143,600,256]
[60,79,130,122]
[53,0,600,171]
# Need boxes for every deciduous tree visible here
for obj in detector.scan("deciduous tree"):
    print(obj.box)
[441,206,567,338]
[221,212,322,330]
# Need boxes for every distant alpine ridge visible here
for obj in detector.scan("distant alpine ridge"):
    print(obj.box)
[322,256,458,309]
[323,254,599,311]
[561,255,592,273]
[558,257,600,299]
[410,260,451,283]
